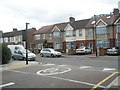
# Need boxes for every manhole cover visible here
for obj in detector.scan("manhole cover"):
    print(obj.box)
[37,67,71,75]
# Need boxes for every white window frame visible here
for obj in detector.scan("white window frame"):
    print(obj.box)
[79,29,83,36]
[88,29,93,36]
[116,24,120,33]
[96,26,107,34]
[53,31,61,37]
[35,34,40,40]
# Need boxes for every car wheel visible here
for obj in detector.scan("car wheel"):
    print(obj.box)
[23,57,26,61]
[40,53,44,57]
[51,54,54,58]
[12,56,16,60]
[85,51,87,55]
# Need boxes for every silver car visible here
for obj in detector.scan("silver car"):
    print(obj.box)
[12,49,36,61]
[107,47,120,55]
[76,46,92,54]
[40,48,62,57]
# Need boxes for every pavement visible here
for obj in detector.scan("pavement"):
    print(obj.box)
[0,60,41,71]
[0,58,120,89]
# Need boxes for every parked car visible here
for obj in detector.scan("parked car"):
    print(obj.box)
[76,46,92,54]
[107,47,120,55]
[12,49,36,61]
[40,48,62,57]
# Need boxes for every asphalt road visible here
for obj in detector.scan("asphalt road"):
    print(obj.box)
[1,54,120,89]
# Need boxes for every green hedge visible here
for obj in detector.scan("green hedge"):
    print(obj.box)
[0,44,12,64]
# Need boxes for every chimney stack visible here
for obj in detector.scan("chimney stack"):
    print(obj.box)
[13,28,17,32]
[113,8,119,16]
[69,17,75,23]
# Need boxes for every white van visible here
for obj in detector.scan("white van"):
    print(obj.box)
[7,45,36,61]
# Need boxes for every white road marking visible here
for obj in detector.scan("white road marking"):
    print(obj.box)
[80,66,92,69]
[103,68,116,71]
[7,68,106,88]
[106,76,119,88]
[47,76,106,88]
[42,63,55,66]
[58,65,68,67]
[37,67,71,75]
[0,82,15,88]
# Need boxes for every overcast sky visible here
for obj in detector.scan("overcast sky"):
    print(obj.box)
[0,0,119,33]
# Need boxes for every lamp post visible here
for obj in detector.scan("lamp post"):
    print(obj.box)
[26,23,29,65]
[94,15,97,57]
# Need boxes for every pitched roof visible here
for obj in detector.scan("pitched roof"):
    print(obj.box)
[86,15,119,28]
[69,19,90,29]
[3,28,36,37]
[55,22,68,31]
[33,25,54,34]
[3,31,22,37]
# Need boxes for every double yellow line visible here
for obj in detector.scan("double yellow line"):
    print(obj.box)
[91,72,119,90]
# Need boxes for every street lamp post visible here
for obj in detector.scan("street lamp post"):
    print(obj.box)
[26,23,29,65]
[94,15,97,57]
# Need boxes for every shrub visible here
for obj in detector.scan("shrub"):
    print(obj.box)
[0,44,12,64]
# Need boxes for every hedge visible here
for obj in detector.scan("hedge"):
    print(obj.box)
[0,44,12,64]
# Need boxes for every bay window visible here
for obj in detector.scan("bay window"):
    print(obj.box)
[35,34,40,40]
[96,26,107,34]
[66,30,75,37]
[53,32,61,37]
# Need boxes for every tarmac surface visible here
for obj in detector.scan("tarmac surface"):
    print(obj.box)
[0,57,120,89]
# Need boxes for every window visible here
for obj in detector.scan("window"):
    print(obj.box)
[96,26,107,34]
[79,29,82,36]
[43,34,46,39]
[54,42,62,49]
[97,40,109,48]
[87,42,93,48]
[4,37,8,42]
[79,43,84,47]
[0,38,3,43]
[88,29,93,36]
[66,30,75,37]
[116,39,120,47]
[116,24,120,33]
[49,33,52,39]
[66,42,76,49]
[53,32,61,37]
[35,34,40,40]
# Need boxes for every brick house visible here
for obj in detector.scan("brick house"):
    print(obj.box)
[86,9,119,52]
[1,28,36,51]
[32,8,119,53]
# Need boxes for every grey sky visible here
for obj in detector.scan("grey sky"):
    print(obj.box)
[0,0,119,32]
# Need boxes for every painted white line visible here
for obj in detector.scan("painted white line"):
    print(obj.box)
[106,76,119,88]
[103,68,116,71]
[42,63,55,66]
[80,66,92,69]
[8,69,106,88]
[47,76,106,88]
[37,67,71,75]
[0,82,15,88]
[58,65,68,67]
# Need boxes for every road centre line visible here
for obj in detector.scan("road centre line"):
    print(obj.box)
[90,72,118,90]
[7,69,106,88]
[0,82,15,88]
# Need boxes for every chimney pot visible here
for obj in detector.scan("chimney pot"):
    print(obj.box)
[69,17,75,23]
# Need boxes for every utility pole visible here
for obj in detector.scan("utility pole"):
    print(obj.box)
[94,15,97,57]
[26,23,29,65]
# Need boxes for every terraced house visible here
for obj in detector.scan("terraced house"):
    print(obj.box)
[0,28,36,50]
[33,8,120,53]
